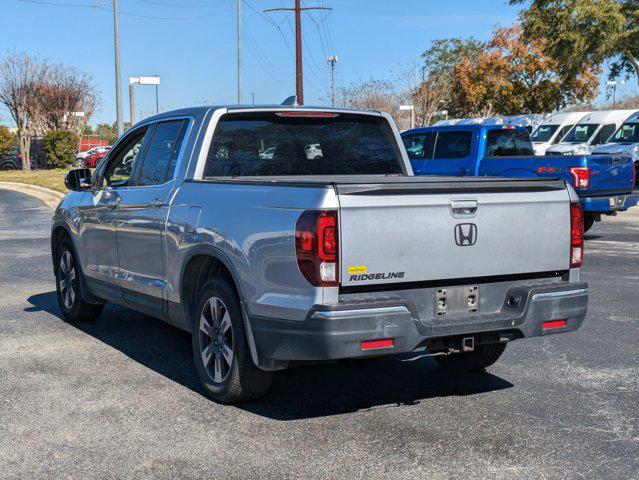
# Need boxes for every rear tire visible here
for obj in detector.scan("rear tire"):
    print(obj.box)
[434,342,507,372]
[191,278,273,403]
[583,214,596,233]
[55,240,104,322]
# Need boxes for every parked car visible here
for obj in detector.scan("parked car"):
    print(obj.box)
[76,146,110,168]
[591,111,639,186]
[76,146,110,160]
[84,149,109,168]
[545,110,637,156]
[0,147,37,170]
[53,105,589,403]
[530,111,590,156]
[402,124,638,231]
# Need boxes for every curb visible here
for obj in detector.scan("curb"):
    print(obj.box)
[0,182,65,210]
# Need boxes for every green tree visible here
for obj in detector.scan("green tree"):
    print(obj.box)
[511,0,639,82]
[0,125,14,158]
[43,129,79,168]
[421,38,485,81]
[449,25,600,116]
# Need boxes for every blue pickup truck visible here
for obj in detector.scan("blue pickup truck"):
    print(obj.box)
[402,124,638,231]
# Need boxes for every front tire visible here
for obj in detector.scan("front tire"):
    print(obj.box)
[191,278,272,403]
[434,342,507,372]
[55,240,103,322]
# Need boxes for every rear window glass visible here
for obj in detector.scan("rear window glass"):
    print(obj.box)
[204,113,403,176]
[485,129,534,157]
[530,124,559,143]
[562,123,598,143]
[402,132,435,160]
[433,131,472,159]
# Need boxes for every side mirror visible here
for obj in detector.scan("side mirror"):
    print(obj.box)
[64,168,92,191]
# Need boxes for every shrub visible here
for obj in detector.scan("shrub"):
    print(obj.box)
[0,125,14,158]
[43,130,79,168]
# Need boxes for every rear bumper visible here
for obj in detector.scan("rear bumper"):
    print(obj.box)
[250,281,588,361]
[580,193,638,213]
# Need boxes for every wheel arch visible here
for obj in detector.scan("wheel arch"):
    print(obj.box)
[178,245,285,371]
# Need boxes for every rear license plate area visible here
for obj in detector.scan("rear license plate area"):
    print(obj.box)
[436,286,479,316]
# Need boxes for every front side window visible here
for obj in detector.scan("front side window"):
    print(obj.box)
[485,129,534,157]
[433,131,472,159]
[553,124,574,144]
[530,124,559,143]
[103,128,149,188]
[562,123,598,143]
[402,132,435,160]
[610,123,639,142]
[204,113,403,176]
[593,124,617,145]
[137,120,187,186]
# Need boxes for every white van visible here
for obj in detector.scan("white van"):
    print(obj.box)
[546,110,638,156]
[530,111,590,155]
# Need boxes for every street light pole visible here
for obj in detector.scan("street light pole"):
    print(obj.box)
[327,55,338,106]
[237,0,242,104]
[113,0,124,136]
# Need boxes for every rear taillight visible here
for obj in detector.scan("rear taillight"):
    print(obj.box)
[295,210,339,287]
[570,202,584,268]
[569,166,590,188]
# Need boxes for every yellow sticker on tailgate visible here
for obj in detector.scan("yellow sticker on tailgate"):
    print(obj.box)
[347,265,367,274]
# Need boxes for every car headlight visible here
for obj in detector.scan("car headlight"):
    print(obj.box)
[631,145,639,162]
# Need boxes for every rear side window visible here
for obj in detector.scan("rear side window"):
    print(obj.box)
[433,131,472,159]
[402,132,435,160]
[592,123,616,145]
[485,129,534,157]
[137,120,187,186]
[204,113,403,176]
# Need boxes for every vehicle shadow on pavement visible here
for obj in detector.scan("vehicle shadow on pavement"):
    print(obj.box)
[27,291,513,421]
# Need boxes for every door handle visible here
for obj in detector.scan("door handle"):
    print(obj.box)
[147,198,164,208]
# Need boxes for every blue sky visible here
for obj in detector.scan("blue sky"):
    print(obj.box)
[1,0,637,126]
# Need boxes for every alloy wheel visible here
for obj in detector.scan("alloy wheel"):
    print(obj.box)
[199,296,234,383]
[58,250,77,310]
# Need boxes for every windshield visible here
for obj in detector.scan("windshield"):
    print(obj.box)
[530,124,559,143]
[610,123,639,143]
[561,123,598,143]
[485,129,534,157]
[204,113,403,176]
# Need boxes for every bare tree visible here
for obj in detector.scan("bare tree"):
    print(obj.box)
[0,51,47,170]
[31,63,100,137]
[400,66,449,126]
[337,79,403,125]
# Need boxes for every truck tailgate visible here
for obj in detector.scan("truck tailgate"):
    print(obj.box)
[583,154,634,194]
[337,179,571,287]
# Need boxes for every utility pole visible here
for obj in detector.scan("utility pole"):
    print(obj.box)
[237,0,242,104]
[251,92,255,104]
[327,55,338,106]
[113,0,123,136]
[607,80,625,107]
[264,1,332,105]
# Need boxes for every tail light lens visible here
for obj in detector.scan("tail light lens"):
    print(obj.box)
[295,210,339,287]
[570,202,584,268]
[569,166,590,188]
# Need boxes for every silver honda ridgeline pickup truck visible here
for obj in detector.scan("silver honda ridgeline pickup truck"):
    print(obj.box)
[52,106,588,403]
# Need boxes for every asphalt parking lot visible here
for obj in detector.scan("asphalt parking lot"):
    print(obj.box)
[1,188,637,479]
